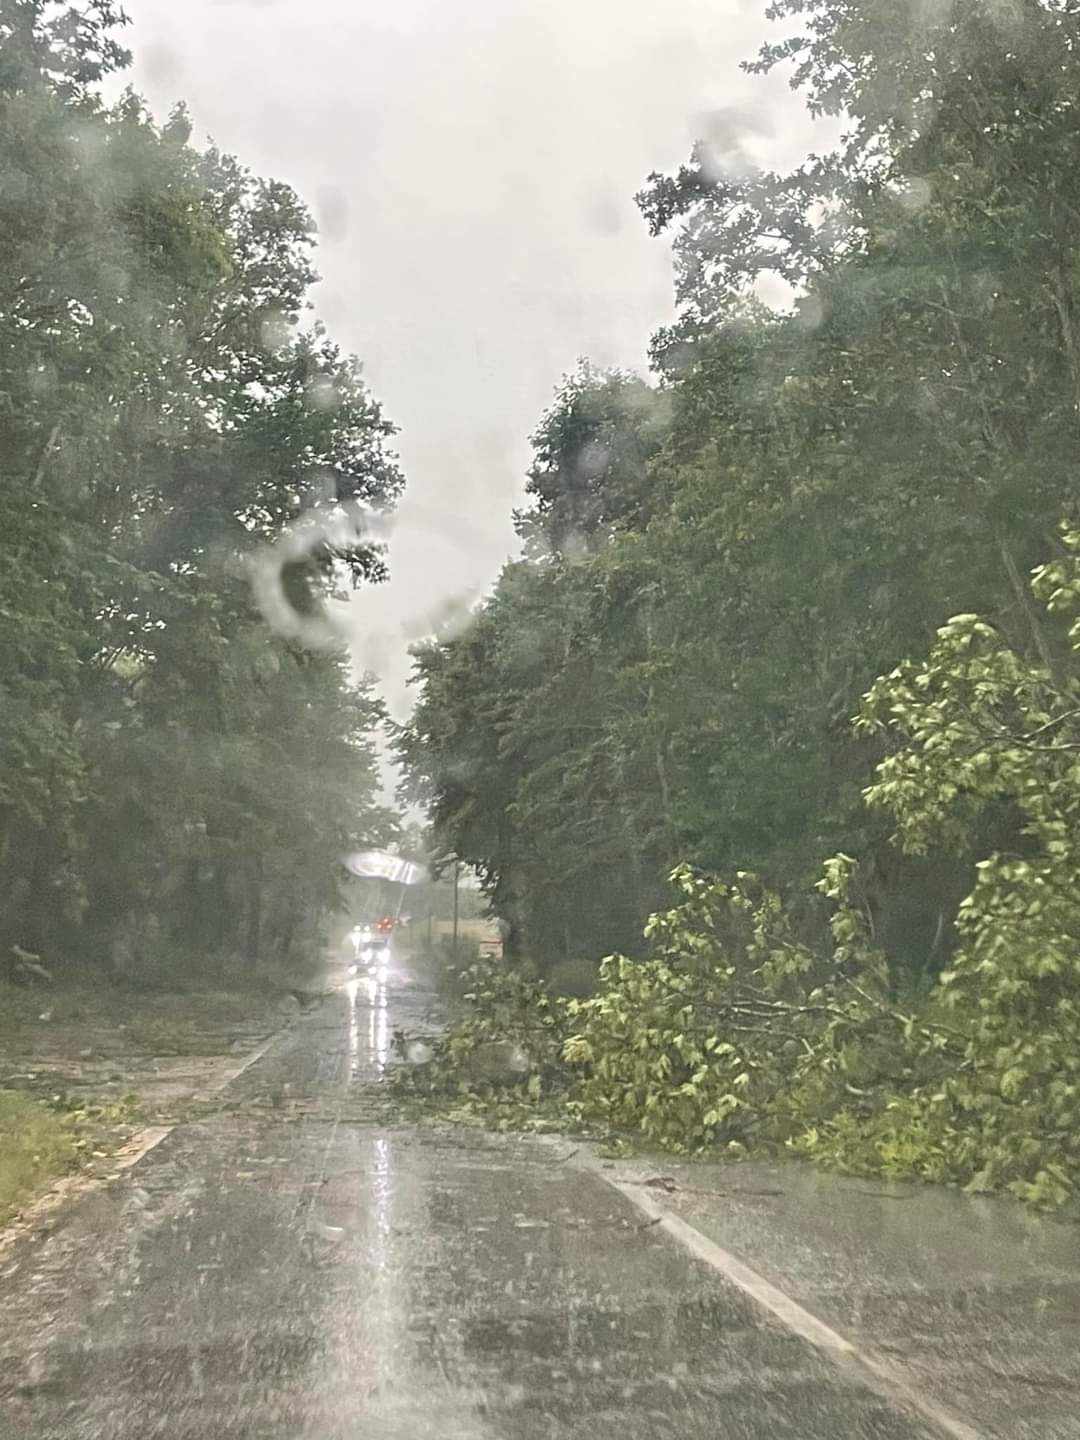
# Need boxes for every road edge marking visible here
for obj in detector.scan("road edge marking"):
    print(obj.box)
[0,1027,289,1261]
[592,1165,985,1440]
[0,1124,170,1263]
[189,1030,282,1102]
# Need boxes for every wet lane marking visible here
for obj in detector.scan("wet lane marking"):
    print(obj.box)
[593,1168,985,1440]
[111,1124,173,1169]
[189,1031,282,1101]
[0,1029,290,1261]
[0,1126,175,1262]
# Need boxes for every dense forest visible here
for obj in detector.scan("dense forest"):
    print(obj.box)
[398,0,1080,1203]
[402,0,1080,980]
[1,1,400,982]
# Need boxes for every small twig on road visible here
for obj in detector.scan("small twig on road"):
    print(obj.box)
[682,1185,785,1199]
[626,1176,784,1199]
[638,1175,677,1192]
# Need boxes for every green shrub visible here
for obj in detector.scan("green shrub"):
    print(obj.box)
[564,857,960,1156]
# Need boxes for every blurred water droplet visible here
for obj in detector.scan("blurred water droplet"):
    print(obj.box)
[317,185,350,243]
[305,376,340,411]
[897,176,933,213]
[250,505,394,650]
[259,309,292,351]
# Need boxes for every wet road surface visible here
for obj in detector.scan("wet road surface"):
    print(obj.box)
[622,1152,1080,1439]
[0,957,1071,1438]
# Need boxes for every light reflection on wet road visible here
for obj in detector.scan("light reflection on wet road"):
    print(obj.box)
[0,957,970,1438]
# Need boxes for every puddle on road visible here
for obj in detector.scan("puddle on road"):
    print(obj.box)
[345,954,400,1083]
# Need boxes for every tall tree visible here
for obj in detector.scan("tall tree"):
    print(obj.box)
[0,2,402,978]
[403,0,1080,984]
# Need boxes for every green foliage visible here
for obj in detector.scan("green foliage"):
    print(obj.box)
[563,857,955,1157]
[404,0,1080,1004]
[398,366,698,971]
[0,4,401,979]
[0,1090,78,1222]
[410,529,1080,1209]
[392,955,572,1100]
[517,360,671,556]
[849,525,1080,1206]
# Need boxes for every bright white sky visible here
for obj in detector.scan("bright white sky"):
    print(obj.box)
[116,0,832,738]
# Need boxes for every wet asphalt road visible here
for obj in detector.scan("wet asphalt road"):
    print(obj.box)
[0,956,1074,1439]
[643,1153,1080,1439]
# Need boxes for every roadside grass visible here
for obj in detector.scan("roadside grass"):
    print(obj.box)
[0,979,292,1058]
[0,1090,78,1224]
[0,1088,148,1225]
[121,992,278,1056]
[0,971,303,1223]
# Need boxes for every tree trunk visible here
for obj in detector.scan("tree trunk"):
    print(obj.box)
[452,860,460,954]
[1049,263,1080,419]
[279,908,297,968]
[644,603,677,858]
[998,537,1059,682]
[613,744,646,906]
[30,422,61,491]
[245,853,264,974]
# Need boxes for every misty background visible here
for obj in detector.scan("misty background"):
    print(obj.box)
[113,0,829,734]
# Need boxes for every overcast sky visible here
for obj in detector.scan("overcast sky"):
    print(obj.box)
[116,0,831,729]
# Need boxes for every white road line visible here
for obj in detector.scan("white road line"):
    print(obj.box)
[598,1169,985,1440]
[111,1124,174,1170]
[0,1028,289,1260]
[189,1031,282,1101]
[0,1128,175,1261]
